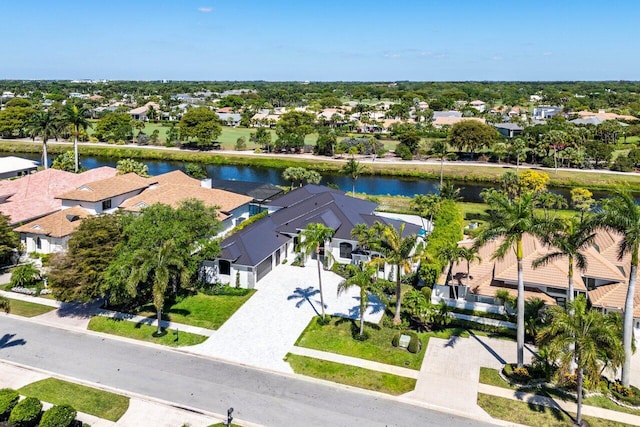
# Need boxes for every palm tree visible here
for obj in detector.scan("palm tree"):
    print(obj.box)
[410,194,441,232]
[597,192,640,386]
[0,296,9,313]
[438,241,464,288]
[475,190,539,367]
[337,263,378,337]
[533,216,596,305]
[373,223,420,325]
[438,181,461,201]
[430,140,448,187]
[342,156,365,196]
[460,246,482,293]
[27,111,58,169]
[299,223,335,321]
[127,239,189,335]
[304,170,322,185]
[63,104,92,173]
[282,167,306,190]
[537,296,623,426]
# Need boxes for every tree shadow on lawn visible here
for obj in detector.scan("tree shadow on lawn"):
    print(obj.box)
[334,316,382,339]
[524,393,573,423]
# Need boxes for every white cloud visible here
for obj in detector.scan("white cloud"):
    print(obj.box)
[198,6,213,13]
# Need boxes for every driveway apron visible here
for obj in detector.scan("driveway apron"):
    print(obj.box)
[186,263,384,373]
[407,333,535,417]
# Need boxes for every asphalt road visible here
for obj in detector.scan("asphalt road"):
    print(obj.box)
[0,317,495,427]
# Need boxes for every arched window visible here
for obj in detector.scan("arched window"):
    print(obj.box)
[339,242,352,258]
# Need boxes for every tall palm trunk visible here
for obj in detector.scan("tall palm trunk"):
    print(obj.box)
[74,129,79,173]
[567,256,575,303]
[42,140,48,169]
[157,308,162,335]
[516,239,525,367]
[576,366,584,426]
[316,245,326,320]
[622,258,637,386]
[440,157,444,187]
[393,263,402,325]
[359,292,365,337]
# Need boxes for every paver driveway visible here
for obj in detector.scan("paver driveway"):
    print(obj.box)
[186,263,385,372]
[406,333,536,416]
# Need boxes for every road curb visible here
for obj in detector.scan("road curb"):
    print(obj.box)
[0,359,263,427]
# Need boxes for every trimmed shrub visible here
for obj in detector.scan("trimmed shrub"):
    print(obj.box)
[392,332,401,347]
[0,388,19,421]
[8,396,42,427]
[420,286,432,301]
[610,382,640,406]
[407,332,421,354]
[40,404,77,427]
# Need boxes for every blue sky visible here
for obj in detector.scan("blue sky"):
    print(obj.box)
[1,1,638,81]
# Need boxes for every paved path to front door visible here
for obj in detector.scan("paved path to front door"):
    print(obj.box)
[186,263,385,373]
[405,333,536,417]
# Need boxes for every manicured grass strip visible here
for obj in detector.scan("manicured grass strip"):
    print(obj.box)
[477,393,633,427]
[3,298,55,317]
[479,368,640,417]
[286,354,416,395]
[87,317,207,347]
[137,291,255,330]
[19,378,129,422]
[295,316,428,370]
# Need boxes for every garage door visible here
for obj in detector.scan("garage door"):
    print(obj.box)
[256,256,273,282]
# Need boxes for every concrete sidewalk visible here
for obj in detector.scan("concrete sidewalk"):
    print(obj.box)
[0,289,213,336]
[289,346,419,379]
[479,383,640,426]
[0,361,245,427]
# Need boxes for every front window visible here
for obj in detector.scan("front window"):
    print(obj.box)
[219,260,231,276]
[36,237,42,250]
[339,242,352,258]
[102,199,112,210]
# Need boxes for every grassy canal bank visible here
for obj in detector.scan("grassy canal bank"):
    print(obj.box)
[2,140,640,192]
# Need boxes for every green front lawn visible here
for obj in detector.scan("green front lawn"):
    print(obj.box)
[137,291,255,330]
[286,354,416,395]
[479,367,640,417]
[478,393,633,427]
[87,317,207,347]
[19,378,130,422]
[295,316,468,370]
[2,298,55,317]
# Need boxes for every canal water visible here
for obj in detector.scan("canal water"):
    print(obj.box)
[6,151,612,203]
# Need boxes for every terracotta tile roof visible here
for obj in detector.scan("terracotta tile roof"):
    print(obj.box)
[119,182,252,221]
[56,173,153,202]
[451,231,640,316]
[152,170,201,187]
[432,116,486,127]
[588,282,640,317]
[14,206,90,238]
[0,167,117,225]
[576,110,638,121]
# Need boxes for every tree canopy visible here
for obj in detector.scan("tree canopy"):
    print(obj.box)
[178,107,222,147]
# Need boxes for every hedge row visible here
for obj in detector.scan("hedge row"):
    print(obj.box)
[0,389,78,427]
[421,199,464,285]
